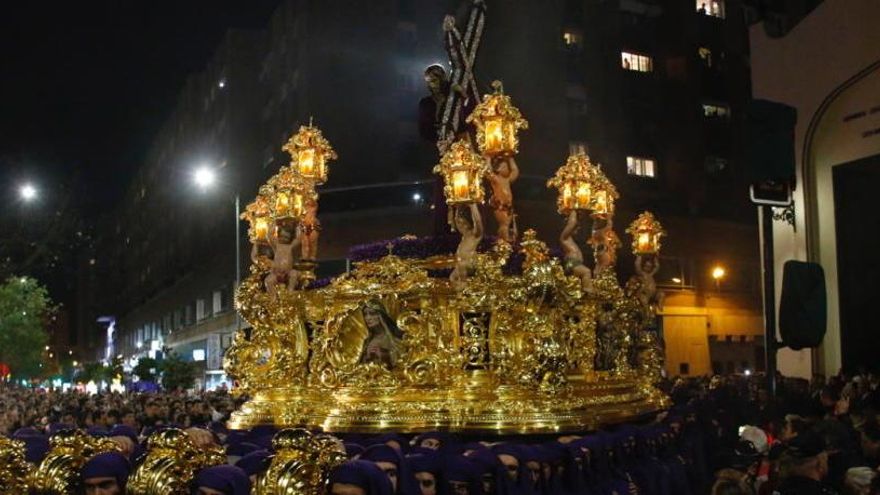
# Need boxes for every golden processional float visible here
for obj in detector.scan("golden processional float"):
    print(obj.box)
[226,86,670,436]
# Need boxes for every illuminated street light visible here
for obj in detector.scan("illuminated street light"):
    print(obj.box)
[72,361,78,367]
[19,183,37,201]
[191,163,242,332]
[193,166,217,190]
[712,265,726,292]
[413,192,422,203]
[44,345,50,351]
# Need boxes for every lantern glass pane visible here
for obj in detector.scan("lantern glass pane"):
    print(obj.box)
[254,217,270,241]
[276,191,291,217]
[452,170,470,201]
[485,118,504,153]
[298,148,317,178]
[575,181,591,209]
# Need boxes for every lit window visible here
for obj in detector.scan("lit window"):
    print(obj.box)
[196,299,205,321]
[621,52,653,73]
[698,47,712,67]
[212,290,223,313]
[627,156,656,177]
[563,29,583,50]
[193,349,206,361]
[702,103,730,118]
[569,141,588,155]
[696,0,725,19]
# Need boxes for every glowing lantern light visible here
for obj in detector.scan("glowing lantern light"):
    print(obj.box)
[626,211,665,255]
[588,172,618,220]
[254,217,270,242]
[467,80,529,158]
[283,120,337,185]
[547,151,598,214]
[433,139,487,205]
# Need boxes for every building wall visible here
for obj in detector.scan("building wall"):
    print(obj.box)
[749,0,880,377]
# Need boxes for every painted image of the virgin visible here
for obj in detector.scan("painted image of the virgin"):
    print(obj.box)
[358,299,404,368]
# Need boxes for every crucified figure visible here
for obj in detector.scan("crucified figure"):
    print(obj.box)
[560,210,593,293]
[450,203,483,289]
[486,156,518,243]
[264,223,302,298]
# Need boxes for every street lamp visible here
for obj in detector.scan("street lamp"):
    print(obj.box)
[192,165,242,331]
[712,265,726,291]
[19,183,37,201]
[193,166,217,190]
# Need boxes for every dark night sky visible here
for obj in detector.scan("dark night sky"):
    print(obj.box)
[0,1,280,209]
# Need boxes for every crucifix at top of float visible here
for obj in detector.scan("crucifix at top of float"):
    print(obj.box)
[437,0,487,152]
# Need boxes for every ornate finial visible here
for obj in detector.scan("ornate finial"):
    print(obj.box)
[491,79,503,93]
[386,242,395,256]
[520,229,549,268]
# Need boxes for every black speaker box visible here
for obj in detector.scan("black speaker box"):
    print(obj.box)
[779,260,826,350]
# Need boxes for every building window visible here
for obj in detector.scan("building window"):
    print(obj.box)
[196,299,205,321]
[192,349,206,362]
[696,0,725,19]
[562,28,583,51]
[212,290,223,314]
[703,102,730,118]
[698,47,712,67]
[621,52,652,73]
[627,156,656,177]
[569,141,588,155]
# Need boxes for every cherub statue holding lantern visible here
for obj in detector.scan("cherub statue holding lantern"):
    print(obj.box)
[559,210,593,293]
[265,220,303,299]
[434,139,487,289]
[626,212,666,311]
[450,203,483,289]
[486,156,519,243]
[467,80,528,244]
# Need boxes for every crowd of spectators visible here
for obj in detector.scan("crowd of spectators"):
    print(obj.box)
[2,371,880,495]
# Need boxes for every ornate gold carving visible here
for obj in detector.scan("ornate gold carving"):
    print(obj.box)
[0,437,29,494]
[28,430,120,495]
[127,428,225,495]
[253,429,347,495]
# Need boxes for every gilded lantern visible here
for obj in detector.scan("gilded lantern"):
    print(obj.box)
[467,80,529,157]
[626,211,665,255]
[589,171,619,219]
[283,122,337,185]
[433,139,487,204]
[272,168,316,221]
[547,151,597,214]
[241,193,273,244]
